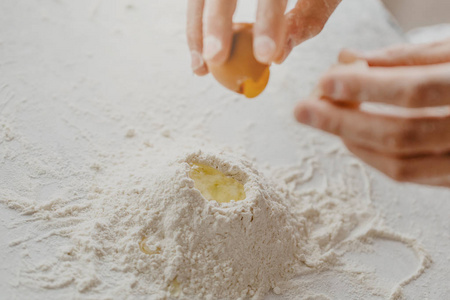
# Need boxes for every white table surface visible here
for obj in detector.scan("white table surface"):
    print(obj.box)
[1,0,449,299]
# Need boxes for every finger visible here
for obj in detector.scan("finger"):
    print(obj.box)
[319,62,450,107]
[253,0,288,64]
[339,38,450,67]
[294,98,450,156]
[203,0,237,65]
[275,0,342,63]
[344,140,450,187]
[187,0,208,75]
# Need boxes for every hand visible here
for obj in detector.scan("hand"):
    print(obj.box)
[186,0,341,75]
[295,39,450,187]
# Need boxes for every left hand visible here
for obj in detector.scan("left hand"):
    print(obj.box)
[295,39,450,187]
[186,0,341,75]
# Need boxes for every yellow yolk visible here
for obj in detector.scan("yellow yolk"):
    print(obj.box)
[189,163,246,203]
[169,278,181,297]
[139,237,161,255]
[240,67,270,98]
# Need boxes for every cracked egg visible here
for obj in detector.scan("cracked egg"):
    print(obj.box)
[208,23,270,98]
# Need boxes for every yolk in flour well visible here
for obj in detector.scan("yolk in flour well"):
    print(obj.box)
[189,163,246,203]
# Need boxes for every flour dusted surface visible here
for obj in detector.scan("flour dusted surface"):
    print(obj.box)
[0,140,431,299]
[1,0,446,299]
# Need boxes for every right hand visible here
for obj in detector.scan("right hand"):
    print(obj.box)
[186,0,342,75]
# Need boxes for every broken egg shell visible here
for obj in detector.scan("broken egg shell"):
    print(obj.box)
[207,23,270,98]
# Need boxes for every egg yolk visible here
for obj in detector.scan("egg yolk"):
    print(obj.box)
[169,277,181,297]
[189,163,246,203]
[240,67,270,98]
[139,237,161,255]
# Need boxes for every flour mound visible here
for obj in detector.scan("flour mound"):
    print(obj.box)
[140,152,305,299]
[87,151,308,299]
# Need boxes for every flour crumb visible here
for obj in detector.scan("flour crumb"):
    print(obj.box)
[1,124,15,142]
[90,163,101,172]
[125,128,135,138]
[143,140,153,148]
[161,128,171,138]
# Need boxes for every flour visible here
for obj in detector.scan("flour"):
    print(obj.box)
[0,137,431,299]
[87,150,305,299]
[2,145,309,299]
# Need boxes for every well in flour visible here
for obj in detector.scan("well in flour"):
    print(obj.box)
[189,162,246,203]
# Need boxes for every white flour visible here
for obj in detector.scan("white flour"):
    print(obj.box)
[0,0,440,299]
[0,135,431,299]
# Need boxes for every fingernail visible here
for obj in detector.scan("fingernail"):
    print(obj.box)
[203,36,222,61]
[340,48,365,64]
[322,79,345,100]
[295,106,311,125]
[190,51,204,71]
[254,36,276,64]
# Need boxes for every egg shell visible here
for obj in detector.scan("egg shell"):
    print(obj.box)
[208,23,270,98]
